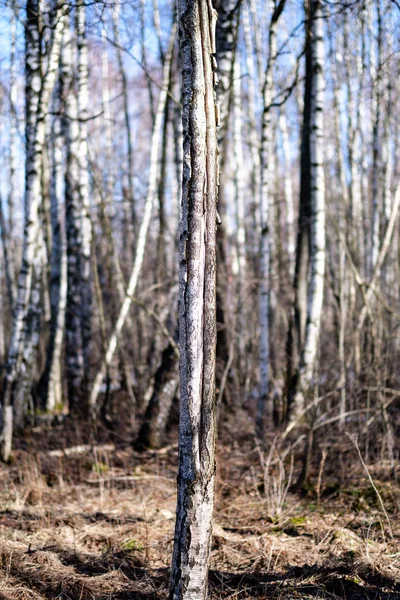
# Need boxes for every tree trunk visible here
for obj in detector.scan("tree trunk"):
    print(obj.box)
[112,3,135,248]
[135,340,178,450]
[257,0,287,433]
[62,2,92,415]
[169,0,218,598]
[0,0,66,461]
[287,0,325,428]
[39,116,67,412]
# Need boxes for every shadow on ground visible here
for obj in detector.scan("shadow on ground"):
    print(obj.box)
[1,541,399,600]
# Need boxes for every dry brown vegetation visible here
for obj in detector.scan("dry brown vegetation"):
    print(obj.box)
[0,410,399,600]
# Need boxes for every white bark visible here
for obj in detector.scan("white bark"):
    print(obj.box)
[89,24,177,414]
[0,195,16,312]
[233,58,246,279]
[291,0,325,421]
[170,0,218,596]
[0,0,66,461]
[215,0,239,146]
[62,1,93,411]
[258,0,286,430]
[112,3,135,241]
[370,2,382,276]
[278,110,295,278]
[7,0,18,307]
[101,23,116,215]
[42,116,67,411]
[243,2,261,240]
[76,0,92,375]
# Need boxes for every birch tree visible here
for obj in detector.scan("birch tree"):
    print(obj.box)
[169,0,219,597]
[63,1,93,413]
[257,0,287,432]
[0,0,66,462]
[39,115,67,412]
[287,0,325,429]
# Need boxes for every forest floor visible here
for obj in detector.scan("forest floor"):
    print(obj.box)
[0,410,399,599]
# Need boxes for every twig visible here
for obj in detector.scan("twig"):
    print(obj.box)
[129,295,179,359]
[316,448,328,506]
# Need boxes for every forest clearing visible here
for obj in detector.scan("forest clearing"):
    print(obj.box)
[0,412,399,600]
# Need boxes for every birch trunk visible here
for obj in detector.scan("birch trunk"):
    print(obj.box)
[0,196,16,312]
[345,13,364,274]
[278,110,296,279]
[214,0,241,407]
[0,0,66,461]
[170,1,218,597]
[287,0,325,428]
[328,19,348,427]
[215,0,238,146]
[233,58,247,281]
[112,3,136,240]
[63,2,92,413]
[370,1,382,276]
[7,0,18,307]
[257,0,286,432]
[89,23,177,414]
[243,2,261,242]
[136,340,179,450]
[40,116,67,411]
[76,0,92,394]
[13,233,44,428]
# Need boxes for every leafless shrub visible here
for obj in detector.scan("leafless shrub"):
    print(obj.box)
[254,436,294,524]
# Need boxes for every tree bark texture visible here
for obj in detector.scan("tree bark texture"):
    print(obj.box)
[170,0,219,598]
[0,0,66,461]
[288,0,326,427]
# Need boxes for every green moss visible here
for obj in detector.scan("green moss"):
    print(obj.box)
[92,461,109,474]
[289,516,307,526]
[122,538,144,551]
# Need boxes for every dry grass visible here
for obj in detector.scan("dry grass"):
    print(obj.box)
[0,416,399,599]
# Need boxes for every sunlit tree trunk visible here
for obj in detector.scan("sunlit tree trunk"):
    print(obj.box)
[0,195,16,312]
[39,115,67,412]
[7,0,18,307]
[112,3,135,251]
[63,1,92,414]
[243,1,261,244]
[370,1,382,277]
[327,16,348,428]
[170,0,218,597]
[287,0,325,428]
[278,110,296,279]
[213,0,240,407]
[257,0,287,432]
[0,0,66,461]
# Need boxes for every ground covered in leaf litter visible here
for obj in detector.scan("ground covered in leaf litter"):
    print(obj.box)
[0,412,399,599]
